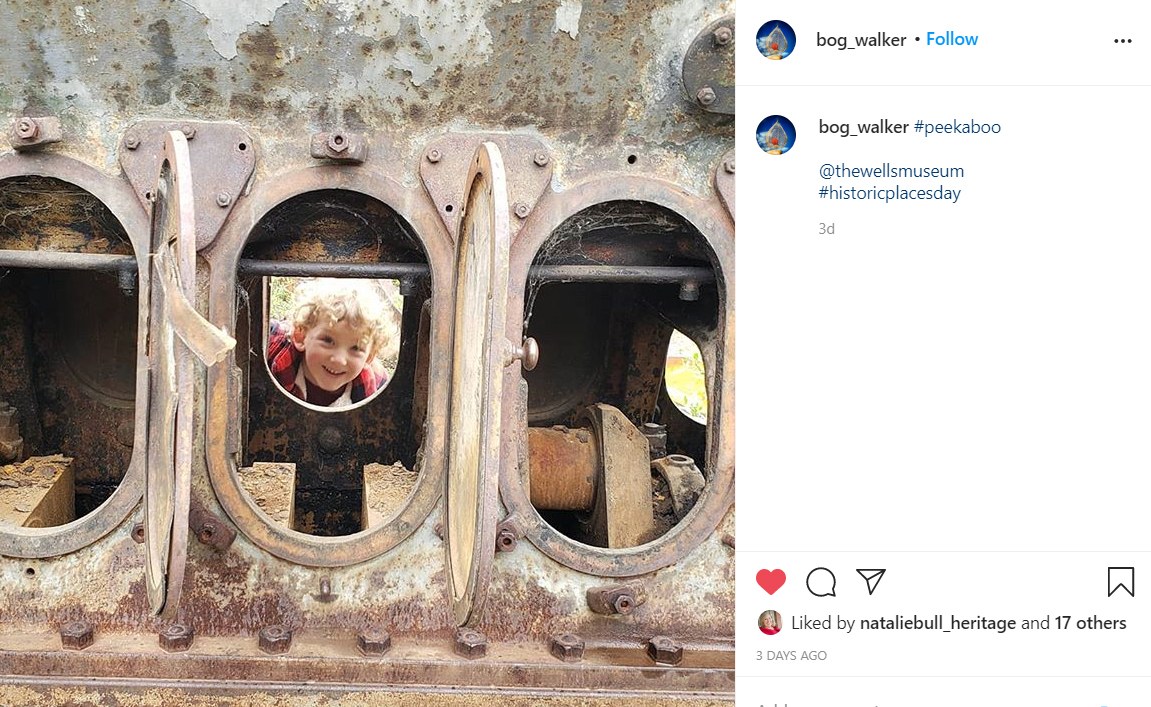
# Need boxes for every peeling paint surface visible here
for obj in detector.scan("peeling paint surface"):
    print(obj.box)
[187,0,292,59]
[553,0,583,38]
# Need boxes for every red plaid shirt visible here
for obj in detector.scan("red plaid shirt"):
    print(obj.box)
[267,320,387,405]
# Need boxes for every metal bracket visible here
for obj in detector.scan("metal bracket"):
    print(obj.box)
[682,15,734,115]
[419,133,553,240]
[119,121,256,251]
[188,494,236,551]
[715,149,734,219]
[10,117,63,151]
[310,131,368,163]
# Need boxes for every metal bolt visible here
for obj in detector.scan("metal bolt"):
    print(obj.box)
[317,426,343,454]
[723,158,735,174]
[398,276,418,297]
[454,627,487,659]
[668,454,695,468]
[713,26,733,45]
[180,125,196,140]
[15,118,38,139]
[116,420,135,448]
[513,202,530,219]
[696,87,717,107]
[315,577,336,603]
[357,627,392,656]
[549,633,585,663]
[60,620,95,651]
[258,624,292,654]
[215,191,232,208]
[426,148,442,163]
[678,280,701,301]
[327,133,349,153]
[722,533,735,549]
[533,151,550,167]
[640,422,667,458]
[646,635,683,666]
[131,523,145,544]
[433,521,444,540]
[124,134,140,150]
[496,528,518,553]
[613,594,636,615]
[159,623,194,652]
[117,268,137,297]
[197,521,219,546]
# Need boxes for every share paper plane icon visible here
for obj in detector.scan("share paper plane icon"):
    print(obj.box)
[856,569,886,595]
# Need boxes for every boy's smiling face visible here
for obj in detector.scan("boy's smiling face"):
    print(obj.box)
[292,319,373,393]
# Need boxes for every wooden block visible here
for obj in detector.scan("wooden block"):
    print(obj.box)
[238,462,296,529]
[362,462,417,530]
[0,455,75,528]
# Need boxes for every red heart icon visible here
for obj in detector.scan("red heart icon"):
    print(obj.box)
[757,569,786,595]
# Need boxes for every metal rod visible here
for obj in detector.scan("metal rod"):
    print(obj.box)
[0,250,136,272]
[530,265,715,284]
[238,259,428,279]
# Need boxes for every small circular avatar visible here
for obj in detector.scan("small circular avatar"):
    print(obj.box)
[757,21,796,60]
[759,610,783,635]
[756,115,796,155]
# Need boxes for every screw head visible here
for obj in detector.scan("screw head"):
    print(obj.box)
[180,125,196,139]
[215,191,232,208]
[197,521,219,545]
[549,633,585,663]
[723,158,735,174]
[124,134,140,150]
[646,635,683,665]
[131,523,146,544]
[454,627,487,659]
[696,87,717,106]
[613,594,636,615]
[533,151,550,167]
[513,202,530,219]
[60,620,95,651]
[258,624,292,654]
[713,26,733,45]
[496,528,518,552]
[317,426,343,454]
[15,118,38,139]
[426,148,442,163]
[159,623,194,652]
[328,133,349,153]
[357,627,392,656]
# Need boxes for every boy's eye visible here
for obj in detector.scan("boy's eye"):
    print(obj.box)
[320,336,334,344]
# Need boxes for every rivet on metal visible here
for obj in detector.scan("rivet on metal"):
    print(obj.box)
[426,148,442,163]
[159,623,194,652]
[357,627,392,656]
[696,87,717,107]
[60,620,95,651]
[131,523,145,544]
[258,624,292,654]
[513,202,530,219]
[215,191,232,208]
[713,26,733,45]
[549,633,585,663]
[317,426,343,454]
[533,151,550,167]
[454,627,488,659]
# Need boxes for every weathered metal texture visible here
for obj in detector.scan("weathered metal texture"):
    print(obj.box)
[578,403,655,548]
[651,454,706,521]
[526,426,598,511]
[715,150,734,219]
[0,155,148,559]
[586,584,646,616]
[501,178,734,577]
[119,121,256,251]
[420,133,551,239]
[311,131,368,163]
[188,493,237,550]
[204,165,452,566]
[9,117,62,152]
[681,15,735,115]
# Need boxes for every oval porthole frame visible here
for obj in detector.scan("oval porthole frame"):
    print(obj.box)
[0,153,149,558]
[203,165,452,567]
[501,176,735,577]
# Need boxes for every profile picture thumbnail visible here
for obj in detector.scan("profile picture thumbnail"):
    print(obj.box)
[759,610,783,635]
[757,20,796,60]
[756,115,796,155]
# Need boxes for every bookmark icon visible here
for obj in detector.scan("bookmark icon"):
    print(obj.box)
[856,569,886,595]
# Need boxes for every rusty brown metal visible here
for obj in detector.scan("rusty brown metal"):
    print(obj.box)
[10,117,62,151]
[159,623,194,652]
[119,120,256,251]
[187,494,236,550]
[310,131,368,163]
[0,401,23,462]
[651,454,706,521]
[526,426,598,511]
[204,165,451,567]
[646,636,684,666]
[494,519,521,553]
[59,620,94,651]
[0,153,148,560]
[715,150,734,219]
[500,177,734,577]
[579,403,654,548]
[640,422,668,459]
[419,133,552,240]
[682,16,735,115]
[258,625,293,654]
[586,584,646,616]
[356,627,392,656]
[453,627,487,659]
[549,633,585,663]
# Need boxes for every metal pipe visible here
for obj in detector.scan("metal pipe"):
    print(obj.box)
[530,265,715,284]
[0,250,136,272]
[238,259,429,279]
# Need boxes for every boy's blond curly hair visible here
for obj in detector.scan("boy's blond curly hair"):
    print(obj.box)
[291,278,395,355]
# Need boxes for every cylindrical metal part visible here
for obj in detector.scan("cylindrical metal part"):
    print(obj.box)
[527,427,599,511]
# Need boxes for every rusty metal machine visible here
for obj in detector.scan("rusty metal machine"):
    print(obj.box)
[0,1,734,703]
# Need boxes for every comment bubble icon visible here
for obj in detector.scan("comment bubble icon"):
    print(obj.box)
[806,567,837,597]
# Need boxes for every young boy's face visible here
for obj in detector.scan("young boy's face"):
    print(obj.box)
[291,319,373,393]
